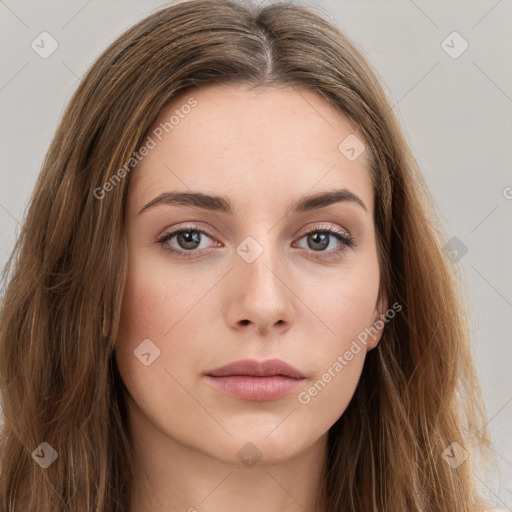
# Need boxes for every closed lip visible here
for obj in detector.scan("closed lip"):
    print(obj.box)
[205,358,305,379]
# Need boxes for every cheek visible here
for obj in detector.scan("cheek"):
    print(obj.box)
[115,251,213,387]
[114,256,208,437]
[318,282,376,336]
[295,283,373,427]
[118,249,204,340]
[312,251,381,350]
[117,263,168,346]
[115,255,184,385]
[295,255,380,420]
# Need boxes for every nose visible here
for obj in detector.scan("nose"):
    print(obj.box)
[225,238,294,335]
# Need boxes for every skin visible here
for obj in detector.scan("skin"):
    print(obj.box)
[115,83,388,512]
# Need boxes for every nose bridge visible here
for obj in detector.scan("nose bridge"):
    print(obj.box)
[235,231,283,295]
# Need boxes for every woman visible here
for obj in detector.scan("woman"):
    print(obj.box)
[0,0,495,510]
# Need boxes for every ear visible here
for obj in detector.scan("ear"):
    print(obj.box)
[366,286,388,351]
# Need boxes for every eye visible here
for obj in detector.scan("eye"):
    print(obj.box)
[156,223,355,260]
[156,223,220,259]
[294,225,354,259]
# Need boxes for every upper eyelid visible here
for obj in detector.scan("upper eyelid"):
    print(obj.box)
[159,223,217,242]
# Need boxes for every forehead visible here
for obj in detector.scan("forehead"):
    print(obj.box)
[127,84,373,215]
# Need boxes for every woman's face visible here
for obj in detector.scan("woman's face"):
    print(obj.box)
[116,83,387,466]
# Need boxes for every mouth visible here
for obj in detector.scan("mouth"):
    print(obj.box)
[206,358,305,379]
[204,358,306,402]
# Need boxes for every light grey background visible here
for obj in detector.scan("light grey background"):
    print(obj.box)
[1,0,511,509]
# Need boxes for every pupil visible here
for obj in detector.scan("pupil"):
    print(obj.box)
[179,230,200,250]
[309,232,328,251]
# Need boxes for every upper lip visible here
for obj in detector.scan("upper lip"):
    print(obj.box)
[206,358,305,379]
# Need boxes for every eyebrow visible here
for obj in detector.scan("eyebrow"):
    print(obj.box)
[138,188,369,215]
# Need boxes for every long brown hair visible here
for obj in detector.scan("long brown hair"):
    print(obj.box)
[0,0,494,510]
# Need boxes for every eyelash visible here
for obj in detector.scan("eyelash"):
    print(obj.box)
[156,223,355,260]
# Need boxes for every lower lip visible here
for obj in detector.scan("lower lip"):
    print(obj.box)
[204,375,305,401]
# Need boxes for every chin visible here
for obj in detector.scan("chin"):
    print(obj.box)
[205,428,318,467]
